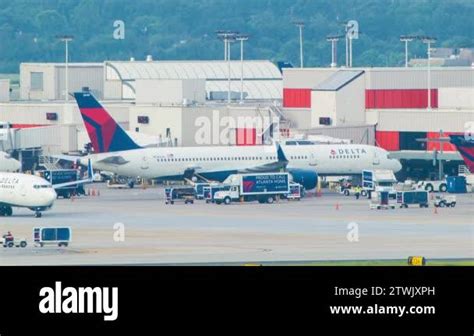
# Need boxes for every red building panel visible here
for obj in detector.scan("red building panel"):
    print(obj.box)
[283,88,311,108]
[365,89,438,109]
[376,131,400,151]
[236,128,257,146]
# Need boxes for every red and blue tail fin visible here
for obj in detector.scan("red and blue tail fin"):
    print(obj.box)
[73,91,141,153]
[450,134,474,173]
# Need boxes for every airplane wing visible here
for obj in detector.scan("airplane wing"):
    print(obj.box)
[96,155,130,165]
[52,159,94,189]
[238,143,288,173]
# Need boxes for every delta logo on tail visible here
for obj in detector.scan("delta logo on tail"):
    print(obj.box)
[73,92,141,153]
[450,134,474,173]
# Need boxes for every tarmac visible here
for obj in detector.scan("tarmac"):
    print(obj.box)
[1,184,473,265]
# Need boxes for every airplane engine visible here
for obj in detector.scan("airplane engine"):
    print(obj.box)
[288,168,318,190]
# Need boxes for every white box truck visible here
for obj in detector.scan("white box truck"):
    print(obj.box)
[214,173,290,205]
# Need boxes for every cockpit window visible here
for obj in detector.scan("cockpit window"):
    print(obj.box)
[34,184,52,189]
[296,140,314,145]
[285,140,315,145]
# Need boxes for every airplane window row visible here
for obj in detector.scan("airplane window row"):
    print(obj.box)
[330,155,361,159]
[0,185,14,189]
[290,156,308,160]
[157,156,278,162]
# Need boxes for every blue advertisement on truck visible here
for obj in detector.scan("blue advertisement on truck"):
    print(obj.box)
[241,173,290,195]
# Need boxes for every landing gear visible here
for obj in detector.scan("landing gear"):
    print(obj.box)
[0,206,13,217]
[35,211,42,218]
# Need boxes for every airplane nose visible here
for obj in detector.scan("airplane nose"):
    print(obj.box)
[46,189,57,205]
[14,161,21,171]
[393,160,402,173]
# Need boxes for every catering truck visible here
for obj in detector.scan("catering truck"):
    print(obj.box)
[213,173,290,205]
[362,169,397,199]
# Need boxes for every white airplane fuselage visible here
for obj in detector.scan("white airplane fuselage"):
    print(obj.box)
[0,173,57,210]
[80,143,402,180]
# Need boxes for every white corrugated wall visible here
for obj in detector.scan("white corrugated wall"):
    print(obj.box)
[438,87,474,109]
[365,67,474,89]
[375,110,474,132]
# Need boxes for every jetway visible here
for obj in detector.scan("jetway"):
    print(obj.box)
[0,123,78,154]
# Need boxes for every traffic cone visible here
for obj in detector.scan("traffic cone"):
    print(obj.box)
[71,194,75,202]
[434,206,438,214]
[91,189,96,197]
[335,202,340,210]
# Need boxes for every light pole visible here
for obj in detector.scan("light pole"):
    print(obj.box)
[438,129,444,180]
[421,36,437,110]
[293,21,305,68]
[342,22,349,67]
[326,35,342,67]
[400,35,414,67]
[57,35,74,102]
[217,31,238,103]
[236,34,249,103]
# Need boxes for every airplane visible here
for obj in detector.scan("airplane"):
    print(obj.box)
[72,91,401,190]
[0,160,93,218]
[450,134,474,173]
[0,151,21,172]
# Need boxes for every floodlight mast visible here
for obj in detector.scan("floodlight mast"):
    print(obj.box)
[216,31,238,103]
[57,35,74,102]
[293,21,305,68]
[326,35,343,67]
[236,34,249,103]
[400,35,415,67]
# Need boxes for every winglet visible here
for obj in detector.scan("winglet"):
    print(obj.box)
[87,158,93,181]
[276,143,289,163]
